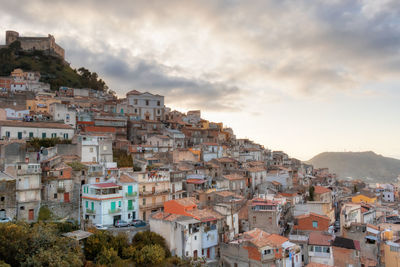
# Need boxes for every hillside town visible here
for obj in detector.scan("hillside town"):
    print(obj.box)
[0,36,400,267]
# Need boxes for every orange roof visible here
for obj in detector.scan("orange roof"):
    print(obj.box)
[314,185,331,194]
[306,263,333,267]
[173,197,199,207]
[295,212,330,221]
[244,228,288,248]
[308,232,333,246]
[151,211,184,221]
[119,174,136,183]
[215,191,235,197]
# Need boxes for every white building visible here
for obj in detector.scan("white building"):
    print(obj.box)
[201,143,223,162]
[4,108,29,120]
[126,90,164,121]
[49,103,77,128]
[0,120,74,140]
[382,191,395,202]
[82,179,139,226]
[5,163,41,222]
[77,135,113,163]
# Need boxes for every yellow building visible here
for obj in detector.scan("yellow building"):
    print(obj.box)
[351,192,377,204]
[383,241,400,267]
[26,97,61,113]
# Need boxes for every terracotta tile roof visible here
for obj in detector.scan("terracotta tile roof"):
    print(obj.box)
[238,200,250,220]
[247,166,266,172]
[306,263,333,267]
[215,191,235,197]
[119,174,136,183]
[295,212,330,221]
[223,173,246,181]
[314,185,332,194]
[92,182,119,188]
[214,157,236,163]
[308,232,333,246]
[202,142,219,146]
[174,197,199,207]
[151,211,184,221]
[271,181,281,186]
[0,120,73,129]
[126,89,142,95]
[188,208,222,222]
[244,228,288,248]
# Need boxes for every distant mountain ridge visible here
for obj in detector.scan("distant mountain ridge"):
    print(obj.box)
[307,151,400,183]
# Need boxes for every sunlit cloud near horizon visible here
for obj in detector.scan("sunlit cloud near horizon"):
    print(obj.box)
[2,0,400,160]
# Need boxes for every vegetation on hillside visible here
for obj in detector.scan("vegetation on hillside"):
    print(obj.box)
[84,230,194,266]
[0,222,83,266]
[0,41,108,91]
[27,137,71,151]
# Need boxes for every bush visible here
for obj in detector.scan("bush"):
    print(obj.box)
[38,206,53,221]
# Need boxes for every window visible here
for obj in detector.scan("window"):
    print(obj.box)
[51,133,57,138]
[5,131,10,138]
[253,216,256,224]
[29,132,34,138]
[314,246,322,253]
[54,193,57,199]
[194,235,197,240]
[146,100,149,106]
[63,133,68,139]
[90,147,94,153]
[312,221,318,228]
[42,132,46,138]
[157,101,160,106]
[20,206,25,210]
[17,132,22,139]
[118,201,121,207]
[143,198,146,205]
[134,99,138,105]
[0,197,4,202]
[85,201,88,208]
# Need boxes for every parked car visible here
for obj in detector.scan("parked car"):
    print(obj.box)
[131,219,146,227]
[0,217,12,223]
[95,224,108,230]
[115,220,129,228]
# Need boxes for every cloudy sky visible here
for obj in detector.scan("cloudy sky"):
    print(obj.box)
[2,0,400,160]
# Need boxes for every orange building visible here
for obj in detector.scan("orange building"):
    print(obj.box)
[293,212,330,232]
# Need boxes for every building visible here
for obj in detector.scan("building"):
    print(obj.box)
[0,120,74,140]
[220,228,302,267]
[293,213,330,232]
[308,232,334,266]
[0,171,16,220]
[135,169,170,221]
[5,163,41,221]
[351,191,377,204]
[4,30,65,59]
[383,241,400,267]
[49,103,77,128]
[126,90,165,121]
[76,135,113,163]
[340,203,362,231]
[150,197,221,263]
[248,198,283,235]
[82,179,139,226]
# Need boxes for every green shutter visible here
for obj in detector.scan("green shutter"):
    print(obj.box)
[118,201,121,207]
[85,201,88,208]
[111,202,116,211]
[128,200,133,210]
[91,202,94,210]
[128,185,133,194]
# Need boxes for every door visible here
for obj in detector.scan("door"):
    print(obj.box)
[64,192,70,203]
[132,211,136,220]
[207,248,210,258]
[193,250,198,260]
[18,132,22,139]
[172,184,175,193]
[152,187,155,194]
[28,209,34,221]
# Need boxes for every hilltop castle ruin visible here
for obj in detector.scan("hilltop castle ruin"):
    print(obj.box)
[2,30,65,59]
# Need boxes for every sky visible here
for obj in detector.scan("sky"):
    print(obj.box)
[1,0,400,160]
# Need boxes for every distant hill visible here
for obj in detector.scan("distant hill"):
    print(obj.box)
[307,151,400,183]
[0,41,107,91]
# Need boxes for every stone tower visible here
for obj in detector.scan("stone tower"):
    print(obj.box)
[5,30,19,45]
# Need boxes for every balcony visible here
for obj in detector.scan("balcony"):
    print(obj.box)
[57,187,65,193]
[86,208,95,214]
[108,208,121,214]
[139,189,170,196]
[126,192,138,198]
[309,251,331,258]
[139,202,164,209]
[128,206,135,211]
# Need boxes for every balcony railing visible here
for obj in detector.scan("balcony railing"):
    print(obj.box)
[126,192,138,198]
[128,206,135,211]
[86,208,95,214]
[139,202,164,209]
[139,189,170,196]
[108,208,121,214]
[57,187,65,193]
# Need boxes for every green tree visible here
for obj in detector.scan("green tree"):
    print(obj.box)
[308,186,315,201]
[38,205,53,221]
[95,247,122,266]
[132,231,171,257]
[135,244,165,266]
